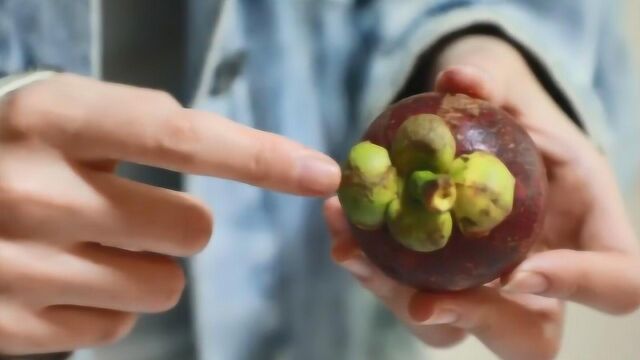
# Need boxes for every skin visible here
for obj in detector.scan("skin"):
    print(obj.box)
[325,35,640,360]
[0,74,341,355]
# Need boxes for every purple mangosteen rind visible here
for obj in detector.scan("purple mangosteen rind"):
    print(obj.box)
[337,92,548,292]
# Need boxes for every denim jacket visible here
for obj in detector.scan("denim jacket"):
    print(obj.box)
[1,1,638,359]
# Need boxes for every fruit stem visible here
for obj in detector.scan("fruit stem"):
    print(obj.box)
[407,171,457,212]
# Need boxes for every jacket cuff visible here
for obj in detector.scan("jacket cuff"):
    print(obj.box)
[395,24,582,128]
[359,9,613,159]
[0,71,57,99]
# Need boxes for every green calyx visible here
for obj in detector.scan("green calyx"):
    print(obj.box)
[338,141,399,230]
[386,196,453,252]
[449,152,515,237]
[391,114,456,175]
[407,170,457,212]
[338,114,516,252]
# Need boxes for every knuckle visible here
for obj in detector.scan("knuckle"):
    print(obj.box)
[628,294,640,313]
[0,322,18,355]
[0,342,22,356]
[0,181,36,212]
[0,75,85,143]
[560,276,579,299]
[0,181,73,237]
[625,298,640,314]
[0,253,50,303]
[524,311,562,360]
[535,339,561,360]
[247,141,278,185]
[0,263,18,298]
[0,245,31,299]
[0,182,18,215]
[610,296,640,315]
[147,259,186,312]
[154,111,200,166]
[179,201,214,256]
[420,329,467,349]
[1,85,41,134]
[0,314,39,355]
[149,89,180,108]
[97,312,138,346]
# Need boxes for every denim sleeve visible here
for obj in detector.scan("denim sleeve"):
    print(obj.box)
[359,0,639,205]
[0,0,96,77]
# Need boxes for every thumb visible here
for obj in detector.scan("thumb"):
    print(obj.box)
[502,249,640,314]
[432,36,593,165]
[434,64,506,105]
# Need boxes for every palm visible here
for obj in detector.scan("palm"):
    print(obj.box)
[539,165,587,250]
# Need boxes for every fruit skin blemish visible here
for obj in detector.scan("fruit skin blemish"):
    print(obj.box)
[338,93,547,292]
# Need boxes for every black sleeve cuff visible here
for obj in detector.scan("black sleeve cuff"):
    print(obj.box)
[0,352,72,360]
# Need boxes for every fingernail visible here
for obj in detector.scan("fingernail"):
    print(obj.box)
[421,309,459,325]
[437,65,481,83]
[457,65,491,81]
[410,304,458,325]
[340,257,373,279]
[409,294,458,325]
[296,153,341,194]
[503,271,549,294]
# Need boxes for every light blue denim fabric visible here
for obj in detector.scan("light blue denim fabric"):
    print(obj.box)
[0,0,95,78]
[1,1,639,359]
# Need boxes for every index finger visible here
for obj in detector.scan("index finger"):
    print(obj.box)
[6,74,340,195]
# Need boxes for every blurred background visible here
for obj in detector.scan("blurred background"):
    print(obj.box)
[428,2,640,359]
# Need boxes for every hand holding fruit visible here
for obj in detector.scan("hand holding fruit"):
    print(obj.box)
[325,35,640,360]
[338,91,545,291]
